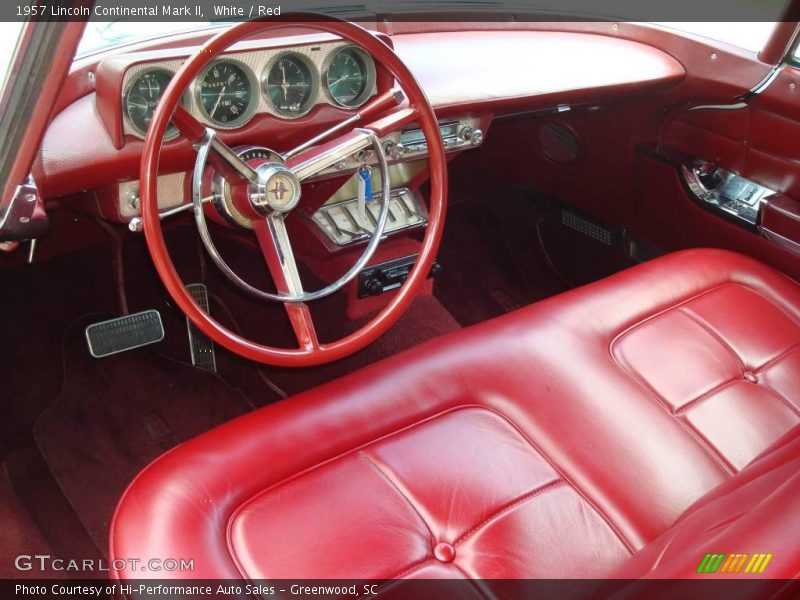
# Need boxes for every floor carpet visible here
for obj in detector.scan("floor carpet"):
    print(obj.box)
[0,474,55,578]
[33,316,252,554]
[264,294,461,397]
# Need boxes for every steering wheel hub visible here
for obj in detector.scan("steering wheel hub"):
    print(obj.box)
[250,163,302,214]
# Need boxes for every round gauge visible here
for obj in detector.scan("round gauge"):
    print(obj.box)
[263,53,318,117]
[196,61,256,127]
[325,47,375,108]
[124,68,178,136]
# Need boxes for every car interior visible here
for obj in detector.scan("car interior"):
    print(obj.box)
[1,8,800,595]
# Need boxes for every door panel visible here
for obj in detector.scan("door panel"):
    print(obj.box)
[635,61,800,271]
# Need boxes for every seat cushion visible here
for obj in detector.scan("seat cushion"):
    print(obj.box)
[610,425,800,581]
[110,249,800,580]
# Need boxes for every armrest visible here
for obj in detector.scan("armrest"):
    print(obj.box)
[760,194,800,255]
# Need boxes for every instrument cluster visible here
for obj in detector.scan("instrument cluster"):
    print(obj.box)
[121,41,377,139]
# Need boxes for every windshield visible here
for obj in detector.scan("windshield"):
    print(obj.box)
[74,0,789,57]
[77,22,222,57]
[76,20,778,58]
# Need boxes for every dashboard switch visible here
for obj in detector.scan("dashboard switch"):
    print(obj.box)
[460,126,483,146]
[469,128,484,146]
[391,142,407,160]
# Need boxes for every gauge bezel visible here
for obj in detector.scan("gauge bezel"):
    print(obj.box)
[261,51,320,119]
[193,58,259,129]
[123,67,184,140]
[322,45,377,109]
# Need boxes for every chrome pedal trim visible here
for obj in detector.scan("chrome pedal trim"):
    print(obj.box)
[186,283,217,373]
[85,310,164,358]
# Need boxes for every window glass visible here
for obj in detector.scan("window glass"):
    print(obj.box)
[0,22,24,94]
[653,22,776,53]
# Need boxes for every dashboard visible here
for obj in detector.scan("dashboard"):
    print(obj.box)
[33,27,685,245]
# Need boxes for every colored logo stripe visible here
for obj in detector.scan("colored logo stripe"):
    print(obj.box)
[746,554,773,574]
[697,553,726,573]
[698,553,773,574]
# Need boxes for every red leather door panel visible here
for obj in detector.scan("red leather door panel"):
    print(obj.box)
[635,60,800,272]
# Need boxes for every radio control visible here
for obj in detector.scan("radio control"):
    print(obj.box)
[469,128,484,146]
[460,126,483,146]
[377,119,483,165]
[361,276,385,297]
[391,142,407,160]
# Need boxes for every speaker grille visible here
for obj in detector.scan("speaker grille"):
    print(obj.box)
[561,210,614,246]
[538,122,579,164]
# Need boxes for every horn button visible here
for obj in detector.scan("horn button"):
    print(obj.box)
[249,163,302,215]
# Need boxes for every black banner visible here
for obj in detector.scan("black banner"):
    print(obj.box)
[1,0,797,23]
[3,579,800,600]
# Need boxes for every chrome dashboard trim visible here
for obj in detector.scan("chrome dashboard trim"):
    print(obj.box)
[741,64,784,100]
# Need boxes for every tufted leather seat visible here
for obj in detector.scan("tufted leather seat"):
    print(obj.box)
[110,249,800,582]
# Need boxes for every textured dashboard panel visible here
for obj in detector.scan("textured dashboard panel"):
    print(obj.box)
[121,41,376,138]
[118,173,186,218]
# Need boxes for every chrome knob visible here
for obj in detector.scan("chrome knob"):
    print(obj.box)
[128,217,143,233]
[460,127,483,146]
[469,128,484,146]
[383,140,395,156]
[391,142,406,160]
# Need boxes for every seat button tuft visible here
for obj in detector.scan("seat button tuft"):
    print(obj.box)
[433,542,455,563]
[744,371,758,383]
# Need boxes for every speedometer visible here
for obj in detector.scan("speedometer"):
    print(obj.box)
[196,60,257,127]
[124,68,178,137]
[324,47,375,108]
[263,53,318,117]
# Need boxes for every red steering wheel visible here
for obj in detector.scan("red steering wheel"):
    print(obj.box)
[141,17,447,367]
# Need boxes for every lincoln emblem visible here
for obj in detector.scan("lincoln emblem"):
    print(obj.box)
[270,179,290,202]
[251,165,301,214]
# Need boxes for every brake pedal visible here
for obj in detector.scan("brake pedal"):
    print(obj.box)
[85,310,164,358]
[186,283,217,373]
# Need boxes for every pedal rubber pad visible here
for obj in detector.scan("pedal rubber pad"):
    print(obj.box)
[186,283,217,373]
[85,310,164,358]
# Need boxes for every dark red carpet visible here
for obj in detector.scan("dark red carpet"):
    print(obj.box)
[33,316,253,554]
[0,474,55,578]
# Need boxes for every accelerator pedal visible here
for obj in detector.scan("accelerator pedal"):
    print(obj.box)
[85,310,164,358]
[186,283,217,373]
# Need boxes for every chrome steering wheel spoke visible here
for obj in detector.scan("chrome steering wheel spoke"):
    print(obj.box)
[256,214,305,297]
[254,215,320,350]
[287,129,374,182]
